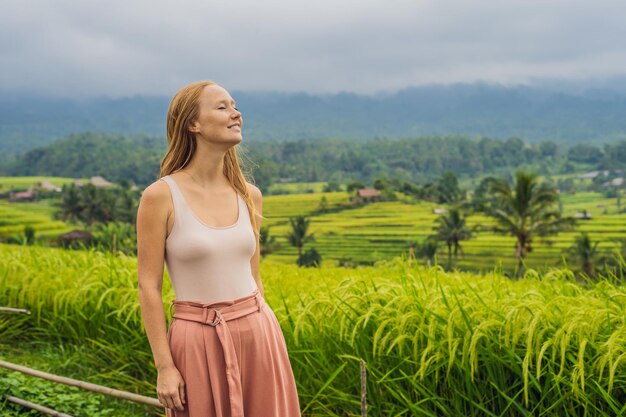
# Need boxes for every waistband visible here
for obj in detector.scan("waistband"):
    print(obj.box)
[169,288,264,326]
[167,288,264,417]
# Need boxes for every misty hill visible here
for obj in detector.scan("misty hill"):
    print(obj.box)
[2,82,626,158]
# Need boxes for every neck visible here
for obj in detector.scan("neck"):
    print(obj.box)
[182,141,231,188]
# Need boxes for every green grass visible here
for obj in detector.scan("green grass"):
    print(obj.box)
[1,244,625,416]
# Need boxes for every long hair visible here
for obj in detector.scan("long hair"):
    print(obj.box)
[159,80,263,240]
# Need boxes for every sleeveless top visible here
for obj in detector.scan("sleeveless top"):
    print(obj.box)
[160,175,259,304]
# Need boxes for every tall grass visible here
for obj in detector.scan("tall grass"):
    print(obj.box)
[1,244,625,416]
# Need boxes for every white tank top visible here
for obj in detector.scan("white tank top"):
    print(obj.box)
[160,175,258,304]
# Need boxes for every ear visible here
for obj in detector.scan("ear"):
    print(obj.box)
[189,120,200,133]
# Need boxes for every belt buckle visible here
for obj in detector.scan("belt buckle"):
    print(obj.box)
[205,308,222,327]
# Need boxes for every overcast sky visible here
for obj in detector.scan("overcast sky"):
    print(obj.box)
[1,0,626,98]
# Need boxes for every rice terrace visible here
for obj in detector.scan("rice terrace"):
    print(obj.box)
[1,152,625,416]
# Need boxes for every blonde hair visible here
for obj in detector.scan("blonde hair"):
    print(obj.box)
[160,80,262,238]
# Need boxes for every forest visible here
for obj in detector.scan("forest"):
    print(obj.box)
[1,132,625,192]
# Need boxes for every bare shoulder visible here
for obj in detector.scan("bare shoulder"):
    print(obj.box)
[246,181,263,202]
[138,179,173,221]
[140,179,171,206]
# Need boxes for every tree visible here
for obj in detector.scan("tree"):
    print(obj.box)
[471,176,500,212]
[346,181,366,192]
[431,206,475,269]
[407,237,439,267]
[567,144,603,164]
[259,225,281,258]
[286,215,315,259]
[484,170,577,277]
[57,183,83,223]
[437,171,464,204]
[317,196,329,213]
[23,226,36,245]
[297,247,322,267]
[323,181,341,192]
[565,233,603,279]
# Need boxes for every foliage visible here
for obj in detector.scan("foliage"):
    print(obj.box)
[90,222,137,255]
[1,245,625,416]
[0,371,146,417]
[4,131,626,190]
[297,247,322,267]
[482,169,578,276]
[431,206,477,269]
[286,215,316,258]
[259,225,281,258]
[55,183,139,226]
[3,132,163,185]
[565,233,606,279]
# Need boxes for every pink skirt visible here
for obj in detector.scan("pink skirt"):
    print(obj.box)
[165,288,301,417]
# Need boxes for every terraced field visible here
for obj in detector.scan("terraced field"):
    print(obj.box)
[0,200,74,237]
[263,191,626,272]
[0,176,76,193]
[1,176,624,274]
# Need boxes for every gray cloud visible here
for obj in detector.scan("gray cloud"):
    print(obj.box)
[1,0,625,97]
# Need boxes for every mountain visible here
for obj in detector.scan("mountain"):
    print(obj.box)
[2,82,626,158]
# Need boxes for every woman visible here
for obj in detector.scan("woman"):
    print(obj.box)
[136,81,301,416]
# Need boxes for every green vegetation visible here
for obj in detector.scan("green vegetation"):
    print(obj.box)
[0,176,75,193]
[3,133,625,193]
[2,171,625,277]
[1,245,625,416]
[1,133,163,185]
[0,199,73,238]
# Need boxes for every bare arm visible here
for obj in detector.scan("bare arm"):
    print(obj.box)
[248,182,265,297]
[136,180,185,411]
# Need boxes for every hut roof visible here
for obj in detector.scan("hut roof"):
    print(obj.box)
[59,230,93,240]
[356,188,380,197]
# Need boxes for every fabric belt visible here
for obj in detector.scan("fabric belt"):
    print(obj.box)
[169,289,264,417]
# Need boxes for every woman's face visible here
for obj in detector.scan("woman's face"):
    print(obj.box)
[190,84,243,144]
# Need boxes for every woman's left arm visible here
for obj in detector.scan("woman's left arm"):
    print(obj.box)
[248,182,265,297]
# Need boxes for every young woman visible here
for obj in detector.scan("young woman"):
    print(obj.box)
[136,81,301,417]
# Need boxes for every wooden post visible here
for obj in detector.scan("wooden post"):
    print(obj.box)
[360,358,367,417]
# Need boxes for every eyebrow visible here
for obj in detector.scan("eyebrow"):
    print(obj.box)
[217,99,237,106]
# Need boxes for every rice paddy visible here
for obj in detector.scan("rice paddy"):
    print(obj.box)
[1,244,625,416]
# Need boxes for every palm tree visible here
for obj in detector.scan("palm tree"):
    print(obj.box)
[57,184,83,223]
[566,233,602,279]
[599,237,626,279]
[260,225,281,258]
[484,170,577,277]
[287,215,315,258]
[407,237,439,267]
[431,206,475,269]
